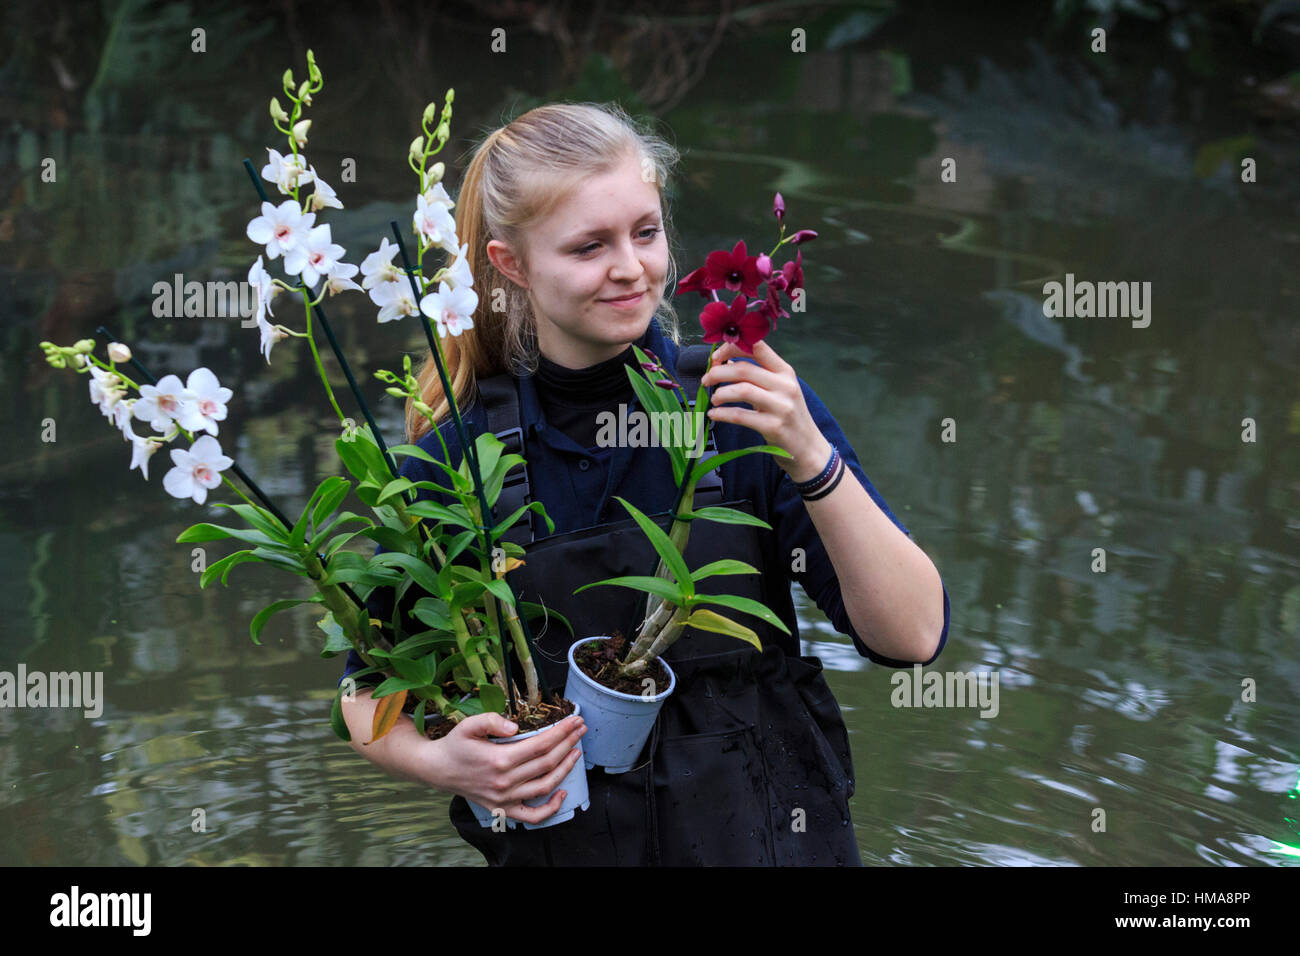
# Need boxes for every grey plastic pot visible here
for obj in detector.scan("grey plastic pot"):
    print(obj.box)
[464,702,591,829]
[564,637,677,773]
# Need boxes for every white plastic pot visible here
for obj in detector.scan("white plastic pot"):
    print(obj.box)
[564,637,677,774]
[464,702,591,829]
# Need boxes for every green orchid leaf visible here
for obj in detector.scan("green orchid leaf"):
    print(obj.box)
[684,506,773,531]
[573,574,683,605]
[681,607,763,650]
[211,501,291,542]
[250,598,312,645]
[477,682,507,716]
[687,444,792,486]
[610,496,692,597]
[199,549,259,588]
[689,559,760,582]
[370,551,444,597]
[518,601,573,636]
[317,611,354,656]
[489,499,549,540]
[412,598,453,631]
[687,592,791,635]
[377,477,416,505]
[310,511,372,551]
[177,523,290,551]
[411,698,427,737]
[310,477,352,533]
[330,692,350,742]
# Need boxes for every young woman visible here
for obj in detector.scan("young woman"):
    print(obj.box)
[339,102,950,866]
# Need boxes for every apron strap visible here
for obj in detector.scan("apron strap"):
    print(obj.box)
[476,373,534,548]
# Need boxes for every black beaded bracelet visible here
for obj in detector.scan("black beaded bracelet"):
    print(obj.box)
[794,444,839,494]
[800,455,846,501]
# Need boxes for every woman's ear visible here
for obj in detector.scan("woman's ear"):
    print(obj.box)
[486,238,529,290]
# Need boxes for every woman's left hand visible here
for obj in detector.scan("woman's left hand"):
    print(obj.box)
[700,338,833,484]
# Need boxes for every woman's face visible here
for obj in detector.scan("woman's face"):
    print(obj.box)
[487,150,669,368]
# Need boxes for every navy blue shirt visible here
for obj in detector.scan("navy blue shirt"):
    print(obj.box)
[340,317,950,686]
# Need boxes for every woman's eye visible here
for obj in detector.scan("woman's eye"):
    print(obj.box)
[574,227,660,256]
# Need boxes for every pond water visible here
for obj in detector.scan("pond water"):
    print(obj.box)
[2,1,1297,866]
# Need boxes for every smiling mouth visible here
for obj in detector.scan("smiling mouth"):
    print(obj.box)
[602,291,646,302]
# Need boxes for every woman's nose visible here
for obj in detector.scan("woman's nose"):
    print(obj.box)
[609,240,644,279]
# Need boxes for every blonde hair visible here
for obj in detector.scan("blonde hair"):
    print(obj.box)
[404,101,685,441]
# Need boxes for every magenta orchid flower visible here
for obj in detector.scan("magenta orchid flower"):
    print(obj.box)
[702,240,763,297]
[700,294,771,355]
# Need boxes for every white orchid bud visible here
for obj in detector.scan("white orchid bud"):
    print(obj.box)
[293,119,311,147]
[306,49,321,85]
[74,339,96,353]
[282,68,295,93]
[423,102,437,128]
[445,88,455,105]
[435,122,450,142]
[408,135,425,162]
[107,342,132,363]
[298,80,312,105]
[427,161,445,185]
[270,97,290,124]
[69,353,85,369]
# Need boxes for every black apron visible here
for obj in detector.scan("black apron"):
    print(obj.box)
[450,346,862,866]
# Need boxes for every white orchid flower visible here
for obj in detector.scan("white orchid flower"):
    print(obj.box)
[442,242,474,290]
[325,261,362,297]
[261,148,313,195]
[361,238,404,306]
[258,316,288,364]
[112,399,137,441]
[247,199,315,261]
[421,180,455,213]
[306,166,342,212]
[129,434,162,480]
[88,366,124,419]
[419,280,478,337]
[285,223,345,288]
[249,255,275,327]
[377,289,419,324]
[162,434,233,505]
[177,367,233,436]
[133,374,193,432]
[413,194,458,253]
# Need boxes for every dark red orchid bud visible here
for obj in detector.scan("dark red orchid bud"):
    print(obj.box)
[773,193,785,222]
[790,229,818,245]
[653,378,678,390]
[643,349,660,364]
[639,362,660,372]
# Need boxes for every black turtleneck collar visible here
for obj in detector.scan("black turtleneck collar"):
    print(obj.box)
[534,332,648,407]
[532,328,652,449]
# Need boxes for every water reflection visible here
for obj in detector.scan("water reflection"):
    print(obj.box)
[2,1,1298,866]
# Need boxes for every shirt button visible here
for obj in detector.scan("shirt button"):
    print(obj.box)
[578,459,591,471]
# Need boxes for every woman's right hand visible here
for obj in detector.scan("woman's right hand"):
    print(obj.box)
[433,712,587,826]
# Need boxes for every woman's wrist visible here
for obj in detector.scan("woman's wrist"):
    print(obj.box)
[783,433,833,484]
